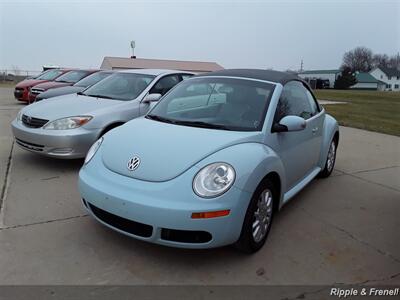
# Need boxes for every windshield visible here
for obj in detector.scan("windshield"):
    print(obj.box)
[55,70,91,83]
[35,69,64,80]
[82,72,155,101]
[74,71,113,88]
[147,77,275,131]
[31,70,50,79]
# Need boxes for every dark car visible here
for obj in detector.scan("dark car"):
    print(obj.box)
[28,70,98,102]
[35,71,114,101]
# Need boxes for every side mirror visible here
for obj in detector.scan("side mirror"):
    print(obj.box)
[143,93,162,103]
[272,115,306,133]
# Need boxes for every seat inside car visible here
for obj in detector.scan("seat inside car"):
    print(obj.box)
[217,86,262,126]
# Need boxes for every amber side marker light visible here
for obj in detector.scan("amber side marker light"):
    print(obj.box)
[191,210,230,219]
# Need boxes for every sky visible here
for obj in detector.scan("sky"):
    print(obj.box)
[0,0,399,73]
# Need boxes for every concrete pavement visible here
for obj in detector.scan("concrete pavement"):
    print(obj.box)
[0,87,399,285]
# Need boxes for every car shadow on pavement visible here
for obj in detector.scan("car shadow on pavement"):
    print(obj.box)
[12,147,84,173]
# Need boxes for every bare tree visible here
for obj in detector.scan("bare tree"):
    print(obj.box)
[372,53,390,68]
[388,53,400,70]
[341,46,373,72]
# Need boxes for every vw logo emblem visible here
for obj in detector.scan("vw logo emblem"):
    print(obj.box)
[127,156,140,171]
[27,116,32,123]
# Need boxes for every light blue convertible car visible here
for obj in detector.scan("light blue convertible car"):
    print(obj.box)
[79,69,339,253]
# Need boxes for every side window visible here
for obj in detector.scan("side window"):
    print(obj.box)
[150,75,180,95]
[181,74,194,81]
[274,81,316,122]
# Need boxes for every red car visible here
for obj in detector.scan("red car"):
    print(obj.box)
[28,69,99,102]
[14,69,71,103]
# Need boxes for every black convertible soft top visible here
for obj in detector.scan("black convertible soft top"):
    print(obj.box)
[197,69,304,85]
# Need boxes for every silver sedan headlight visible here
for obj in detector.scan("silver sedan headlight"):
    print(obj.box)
[193,162,236,198]
[16,110,23,122]
[84,137,103,165]
[43,116,92,130]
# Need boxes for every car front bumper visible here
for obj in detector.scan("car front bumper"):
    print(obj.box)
[79,152,252,249]
[11,119,101,159]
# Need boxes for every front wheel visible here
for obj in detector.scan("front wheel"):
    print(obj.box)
[235,179,275,253]
[319,138,337,178]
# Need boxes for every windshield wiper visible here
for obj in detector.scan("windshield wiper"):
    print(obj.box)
[84,94,114,99]
[77,91,86,95]
[171,120,231,130]
[145,114,176,124]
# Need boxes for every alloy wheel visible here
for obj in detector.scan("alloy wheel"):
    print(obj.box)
[252,189,273,243]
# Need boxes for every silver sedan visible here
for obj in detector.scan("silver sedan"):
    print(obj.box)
[11,69,193,158]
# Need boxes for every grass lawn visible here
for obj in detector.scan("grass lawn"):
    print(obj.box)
[0,82,16,87]
[314,89,400,137]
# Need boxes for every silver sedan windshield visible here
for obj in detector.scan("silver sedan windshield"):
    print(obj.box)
[83,73,155,101]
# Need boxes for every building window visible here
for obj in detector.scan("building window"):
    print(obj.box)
[386,84,391,89]
[397,76,400,80]
[395,84,399,89]
[380,75,383,79]
[388,76,392,80]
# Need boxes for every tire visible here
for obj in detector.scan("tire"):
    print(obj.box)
[318,138,337,178]
[235,179,276,254]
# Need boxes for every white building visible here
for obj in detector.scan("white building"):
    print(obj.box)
[351,72,386,90]
[370,67,400,91]
[297,69,341,88]
[100,56,223,73]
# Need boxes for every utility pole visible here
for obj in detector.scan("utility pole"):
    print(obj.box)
[300,59,304,72]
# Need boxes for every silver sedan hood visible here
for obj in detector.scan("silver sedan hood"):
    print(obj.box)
[22,94,122,120]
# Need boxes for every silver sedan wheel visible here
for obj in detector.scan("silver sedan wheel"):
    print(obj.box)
[252,189,273,243]
[327,140,336,172]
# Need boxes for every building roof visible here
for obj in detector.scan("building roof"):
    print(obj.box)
[101,56,224,73]
[376,66,400,77]
[355,72,385,84]
[298,69,341,75]
[115,69,188,76]
[197,69,303,85]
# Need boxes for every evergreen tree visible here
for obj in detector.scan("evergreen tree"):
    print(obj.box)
[334,67,357,89]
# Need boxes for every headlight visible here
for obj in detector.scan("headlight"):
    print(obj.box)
[17,110,23,121]
[193,162,235,198]
[43,116,92,130]
[84,137,103,165]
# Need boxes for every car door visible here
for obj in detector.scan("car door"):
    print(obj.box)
[270,80,321,190]
[304,86,324,168]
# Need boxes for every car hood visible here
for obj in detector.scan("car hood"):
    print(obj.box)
[15,79,47,88]
[37,86,84,99]
[23,94,121,120]
[101,118,262,182]
[32,81,71,90]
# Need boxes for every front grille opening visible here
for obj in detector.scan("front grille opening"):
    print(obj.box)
[161,228,212,244]
[22,114,49,128]
[15,138,44,151]
[88,203,153,238]
[30,89,43,95]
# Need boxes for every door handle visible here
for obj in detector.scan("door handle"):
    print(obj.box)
[312,127,318,133]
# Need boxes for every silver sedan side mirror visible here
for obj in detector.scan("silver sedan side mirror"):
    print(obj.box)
[143,93,162,103]
[273,115,306,133]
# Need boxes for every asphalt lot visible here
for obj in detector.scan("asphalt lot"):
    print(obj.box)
[0,86,399,287]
